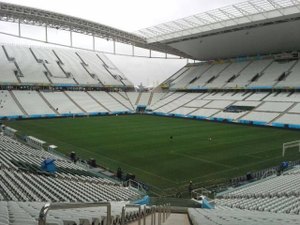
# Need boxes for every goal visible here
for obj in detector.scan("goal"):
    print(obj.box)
[282,140,300,157]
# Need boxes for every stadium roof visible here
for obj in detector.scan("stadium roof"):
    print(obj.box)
[0,1,192,58]
[1,0,300,60]
[137,0,300,60]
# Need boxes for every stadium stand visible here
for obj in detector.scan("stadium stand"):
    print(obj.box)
[187,63,230,89]
[277,60,300,88]
[0,44,133,87]
[3,45,49,84]
[12,90,55,116]
[0,47,19,84]
[0,130,147,224]
[1,0,300,224]
[30,47,76,85]
[0,90,24,117]
[64,91,108,114]
[87,91,131,113]
[127,92,139,106]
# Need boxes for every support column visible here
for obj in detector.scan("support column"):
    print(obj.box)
[45,25,48,43]
[132,45,135,56]
[70,30,73,47]
[93,35,95,51]
[113,40,116,54]
[18,19,21,37]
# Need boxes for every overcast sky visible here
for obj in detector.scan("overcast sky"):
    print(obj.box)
[0,0,247,86]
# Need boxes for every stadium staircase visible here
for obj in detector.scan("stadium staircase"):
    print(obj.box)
[273,60,298,87]
[125,92,135,109]
[108,92,132,110]
[147,92,154,106]
[9,90,28,116]
[135,92,142,105]
[128,213,190,225]
[86,91,111,112]
[235,101,265,120]
[154,92,187,111]
[63,91,87,113]
[268,102,298,125]
[38,91,60,115]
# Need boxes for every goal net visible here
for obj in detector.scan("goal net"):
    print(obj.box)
[282,140,300,157]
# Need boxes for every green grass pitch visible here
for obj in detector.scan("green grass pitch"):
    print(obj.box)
[5,115,300,192]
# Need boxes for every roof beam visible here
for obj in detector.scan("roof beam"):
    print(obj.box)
[206,12,223,23]
[266,0,284,16]
[0,1,193,58]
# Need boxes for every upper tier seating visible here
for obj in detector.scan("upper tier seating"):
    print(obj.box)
[277,60,300,88]
[167,58,300,90]
[206,61,250,89]
[0,45,133,87]
[4,45,49,84]
[0,47,19,83]
[187,63,230,89]
[31,47,75,85]
[97,53,133,86]
[249,60,296,88]
[53,49,99,85]
[76,51,123,86]
[170,64,212,89]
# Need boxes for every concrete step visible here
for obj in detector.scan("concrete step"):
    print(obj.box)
[162,213,190,225]
[128,213,190,225]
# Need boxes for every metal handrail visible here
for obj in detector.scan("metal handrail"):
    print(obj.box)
[38,202,111,225]
[121,204,142,225]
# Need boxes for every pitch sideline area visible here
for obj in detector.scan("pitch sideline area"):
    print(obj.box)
[5,114,300,190]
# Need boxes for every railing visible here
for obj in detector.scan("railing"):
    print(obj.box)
[39,202,171,225]
[125,179,147,195]
[38,202,111,225]
[121,203,171,225]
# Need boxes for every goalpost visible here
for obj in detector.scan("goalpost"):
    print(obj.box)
[282,140,300,157]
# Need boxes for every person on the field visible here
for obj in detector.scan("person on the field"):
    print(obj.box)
[188,180,193,198]
[117,167,123,180]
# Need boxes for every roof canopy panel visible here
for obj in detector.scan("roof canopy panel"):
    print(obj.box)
[137,0,300,43]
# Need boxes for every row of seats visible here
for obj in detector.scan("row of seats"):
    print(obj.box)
[150,91,300,125]
[0,134,141,203]
[166,58,300,90]
[0,45,132,87]
[215,168,300,215]
[0,90,136,116]
[215,196,300,214]
[188,207,300,225]
[0,90,168,117]
[0,169,139,202]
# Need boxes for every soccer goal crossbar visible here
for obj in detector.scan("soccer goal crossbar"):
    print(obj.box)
[282,140,300,157]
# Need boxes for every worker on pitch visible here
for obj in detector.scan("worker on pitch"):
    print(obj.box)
[188,181,193,198]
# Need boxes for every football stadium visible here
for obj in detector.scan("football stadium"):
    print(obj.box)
[0,0,300,224]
